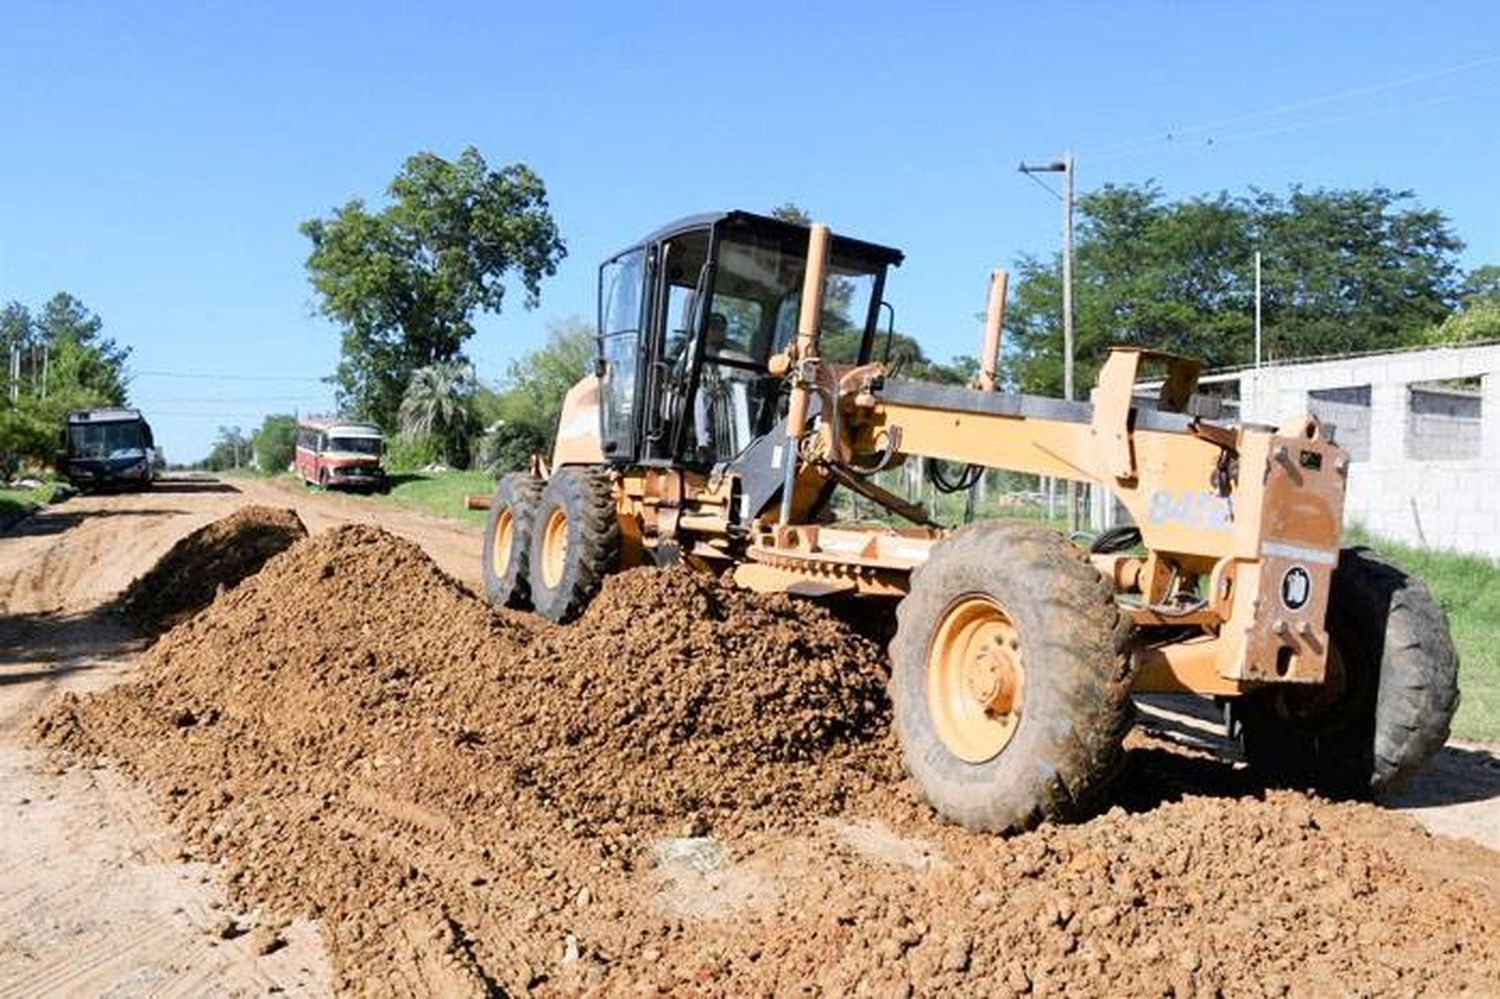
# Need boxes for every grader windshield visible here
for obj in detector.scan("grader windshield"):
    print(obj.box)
[596,211,901,466]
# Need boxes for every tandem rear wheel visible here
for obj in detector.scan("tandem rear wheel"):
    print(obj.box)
[482,472,543,609]
[1238,546,1460,796]
[889,520,1133,833]
[482,467,619,621]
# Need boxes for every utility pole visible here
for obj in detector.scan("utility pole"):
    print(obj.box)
[1254,250,1263,369]
[1019,150,1077,530]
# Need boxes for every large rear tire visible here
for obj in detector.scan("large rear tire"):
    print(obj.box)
[527,467,620,624]
[1240,546,1459,795]
[889,520,1133,833]
[482,472,543,609]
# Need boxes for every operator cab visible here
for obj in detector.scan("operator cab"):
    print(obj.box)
[596,210,903,467]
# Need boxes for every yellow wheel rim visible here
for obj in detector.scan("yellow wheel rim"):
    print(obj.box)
[491,507,514,579]
[926,595,1025,763]
[540,508,569,589]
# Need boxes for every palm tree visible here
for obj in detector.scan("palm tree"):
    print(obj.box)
[399,360,476,466]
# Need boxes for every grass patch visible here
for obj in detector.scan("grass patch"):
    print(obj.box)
[1346,526,1500,744]
[379,470,494,528]
[0,481,59,527]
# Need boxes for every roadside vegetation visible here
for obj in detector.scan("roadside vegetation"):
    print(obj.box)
[0,478,59,527]
[1347,526,1500,743]
[376,470,492,528]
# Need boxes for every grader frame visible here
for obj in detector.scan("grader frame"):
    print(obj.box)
[483,210,1456,833]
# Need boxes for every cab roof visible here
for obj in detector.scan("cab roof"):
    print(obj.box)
[621,210,905,268]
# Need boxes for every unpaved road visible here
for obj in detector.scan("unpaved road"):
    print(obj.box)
[0,477,482,995]
[3,477,1500,994]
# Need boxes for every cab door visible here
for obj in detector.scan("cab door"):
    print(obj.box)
[597,247,647,461]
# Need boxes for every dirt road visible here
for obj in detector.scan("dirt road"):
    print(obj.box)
[4,478,1500,995]
[0,477,481,995]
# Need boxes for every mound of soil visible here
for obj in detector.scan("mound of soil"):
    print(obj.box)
[36,525,1500,997]
[117,505,307,634]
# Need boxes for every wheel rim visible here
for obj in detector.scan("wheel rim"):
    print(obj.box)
[491,507,515,579]
[540,508,569,589]
[926,594,1025,764]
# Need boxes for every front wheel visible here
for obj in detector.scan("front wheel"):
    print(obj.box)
[482,472,542,609]
[1239,547,1459,795]
[526,467,620,623]
[889,520,1132,833]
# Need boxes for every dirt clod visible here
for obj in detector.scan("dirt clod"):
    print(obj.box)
[36,524,1500,997]
[117,506,307,634]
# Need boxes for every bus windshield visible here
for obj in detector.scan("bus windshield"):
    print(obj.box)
[68,421,146,459]
[327,436,380,456]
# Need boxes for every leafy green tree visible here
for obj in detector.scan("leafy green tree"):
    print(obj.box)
[200,426,249,471]
[0,294,129,469]
[475,421,547,475]
[36,294,130,404]
[301,147,567,429]
[251,413,299,475]
[770,203,812,225]
[399,360,478,467]
[1005,183,1464,394]
[488,318,596,449]
[1459,265,1500,308]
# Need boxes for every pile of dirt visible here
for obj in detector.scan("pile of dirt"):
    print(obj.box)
[117,505,307,634]
[36,524,1500,996]
[37,525,897,990]
[505,567,895,834]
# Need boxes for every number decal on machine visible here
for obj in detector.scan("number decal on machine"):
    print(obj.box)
[1146,489,1232,531]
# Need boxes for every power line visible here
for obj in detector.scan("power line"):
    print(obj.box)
[132,394,331,404]
[1090,52,1500,161]
[130,369,328,382]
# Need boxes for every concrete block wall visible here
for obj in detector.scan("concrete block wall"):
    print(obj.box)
[1234,343,1500,557]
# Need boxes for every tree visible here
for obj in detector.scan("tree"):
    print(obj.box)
[251,413,299,475]
[399,360,478,467]
[201,426,250,471]
[475,421,547,475]
[1004,183,1465,394]
[301,147,567,429]
[35,294,130,404]
[770,203,812,225]
[0,294,129,469]
[487,318,596,449]
[1459,265,1500,309]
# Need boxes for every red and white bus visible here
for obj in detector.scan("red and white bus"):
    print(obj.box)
[294,418,386,491]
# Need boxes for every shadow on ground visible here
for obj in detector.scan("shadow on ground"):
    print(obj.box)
[1120,694,1500,813]
[4,509,192,538]
[0,607,146,671]
[1384,743,1500,809]
[128,480,241,495]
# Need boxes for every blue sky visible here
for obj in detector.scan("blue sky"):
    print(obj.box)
[3,1,1497,461]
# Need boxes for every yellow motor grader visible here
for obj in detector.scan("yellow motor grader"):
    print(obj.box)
[482,210,1459,832]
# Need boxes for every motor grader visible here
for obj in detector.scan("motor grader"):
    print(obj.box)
[481,210,1459,832]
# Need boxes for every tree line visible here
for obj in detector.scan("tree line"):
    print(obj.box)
[1006,183,1496,394]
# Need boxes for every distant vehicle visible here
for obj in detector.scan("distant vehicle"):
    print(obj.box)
[60,409,156,491]
[294,418,386,491]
